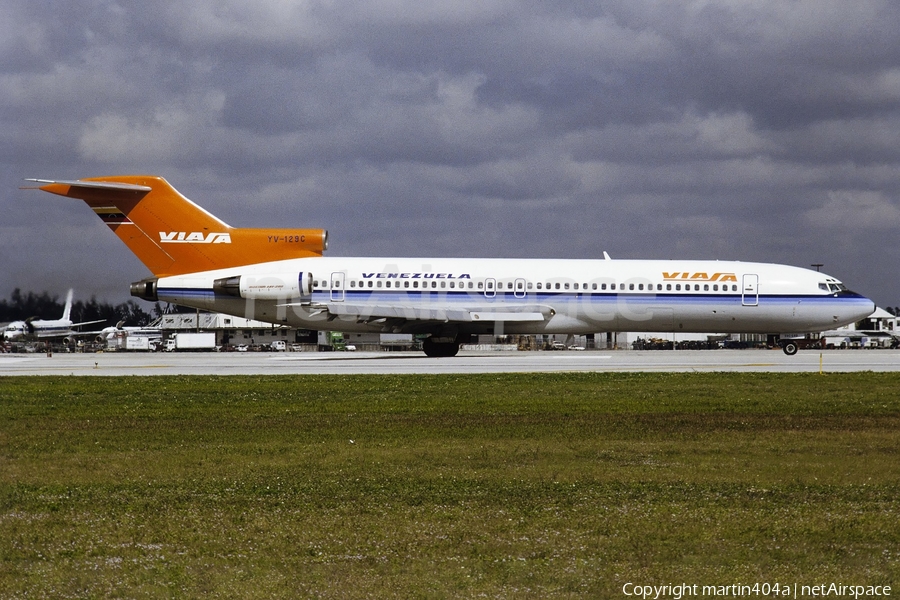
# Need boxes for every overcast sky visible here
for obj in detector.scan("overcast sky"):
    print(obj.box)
[3,1,900,309]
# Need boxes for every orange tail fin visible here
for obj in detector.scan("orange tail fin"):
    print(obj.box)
[27,176,327,277]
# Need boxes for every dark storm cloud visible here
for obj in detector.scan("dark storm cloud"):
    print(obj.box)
[2,0,900,308]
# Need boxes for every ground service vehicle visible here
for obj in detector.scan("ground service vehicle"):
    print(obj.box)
[164,332,216,352]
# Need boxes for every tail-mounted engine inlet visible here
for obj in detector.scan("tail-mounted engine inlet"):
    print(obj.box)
[130,278,158,301]
[213,272,314,300]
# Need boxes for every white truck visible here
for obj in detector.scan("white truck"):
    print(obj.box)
[123,336,152,351]
[164,332,217,352]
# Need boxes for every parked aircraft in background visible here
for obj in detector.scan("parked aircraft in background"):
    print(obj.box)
[26,176,875,356]
[94,320,161,343]
[2,289,105,344]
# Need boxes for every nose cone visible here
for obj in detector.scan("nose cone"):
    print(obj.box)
[838,291,877,327]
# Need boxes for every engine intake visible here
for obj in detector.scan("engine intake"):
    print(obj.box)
[130,278,158,301]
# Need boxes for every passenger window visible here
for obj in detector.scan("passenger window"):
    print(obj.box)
[694,284,700,291]
[629,284,634,290]
[449,282,455,288]
[537,283,542,290]
[592,284,597,290]
[377,281,382,288]
[638,284,644,291]
[732,285,738,292]
[478,282,483,289]
[367,281,373,288]
[574,283,579,290]
[657,284,662,291]
[405,281,410,288]
[713,284,718,291]
[676,284,681,291]
[508,282,513,290]
[620,284,625,291]
[703,284,709,291]
[413,281,419,288]
[601,284,607,290]
[564,283,570,290]
[441,282,446,288]
[666,284,671,291]
[432,282,438,288]
[555,283,560,290]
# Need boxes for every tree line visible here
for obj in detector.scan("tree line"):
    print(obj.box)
[0,289,160,327]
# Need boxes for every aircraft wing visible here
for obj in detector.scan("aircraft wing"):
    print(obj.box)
[285,301,554,325]
[72,319,107,328]
[33,327,108,340]
[325,302,552,323]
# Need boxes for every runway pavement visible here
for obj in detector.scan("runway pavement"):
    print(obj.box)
[2,348,900,376]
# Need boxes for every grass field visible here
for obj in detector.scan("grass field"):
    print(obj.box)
[0,373,898,598]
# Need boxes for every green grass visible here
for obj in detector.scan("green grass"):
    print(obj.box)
[0,373,898,598]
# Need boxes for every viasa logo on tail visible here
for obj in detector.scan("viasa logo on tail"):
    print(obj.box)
[159,232,231,244]
[662,272,738,282]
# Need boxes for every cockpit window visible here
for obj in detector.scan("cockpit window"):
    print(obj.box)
[818,283,829,291]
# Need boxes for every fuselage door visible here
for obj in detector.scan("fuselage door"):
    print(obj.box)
[742,274,758,306]
[330,272,345,302]
[514,278,526,298]
[485,278,496,298]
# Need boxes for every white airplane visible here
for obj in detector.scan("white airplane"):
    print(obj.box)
[2,289,105,344]
[94,320,161,343]
[25,176,875,356]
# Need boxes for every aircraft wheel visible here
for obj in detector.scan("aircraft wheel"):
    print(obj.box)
[782,341,799,356]
[422,338,460,357]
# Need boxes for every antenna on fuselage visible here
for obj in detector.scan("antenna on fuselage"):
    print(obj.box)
[603,251,611,260]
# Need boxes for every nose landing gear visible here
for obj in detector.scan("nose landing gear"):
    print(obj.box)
[781,341,799,356]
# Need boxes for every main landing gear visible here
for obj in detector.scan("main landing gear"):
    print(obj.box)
[422,336,461,358]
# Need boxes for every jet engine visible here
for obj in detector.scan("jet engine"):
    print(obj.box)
[130,278,158,301]
[213,272,314,300]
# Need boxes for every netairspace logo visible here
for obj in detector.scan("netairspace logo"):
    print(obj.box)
[621,582,892,599]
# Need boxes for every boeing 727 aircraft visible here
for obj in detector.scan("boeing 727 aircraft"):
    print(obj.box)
[25,176,875,357]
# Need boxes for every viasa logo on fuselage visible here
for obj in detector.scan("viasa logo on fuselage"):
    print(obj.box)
[159,232,232,244]
[662,272,738,282]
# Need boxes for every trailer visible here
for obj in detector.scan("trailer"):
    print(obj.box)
[123,336,152,351]
[164,332,217,352]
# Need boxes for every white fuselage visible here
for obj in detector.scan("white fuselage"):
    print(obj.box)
[2,318,75,341]
[144,257,875,337]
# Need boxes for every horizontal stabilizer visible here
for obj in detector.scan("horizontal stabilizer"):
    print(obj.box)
[23,179,152,194]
